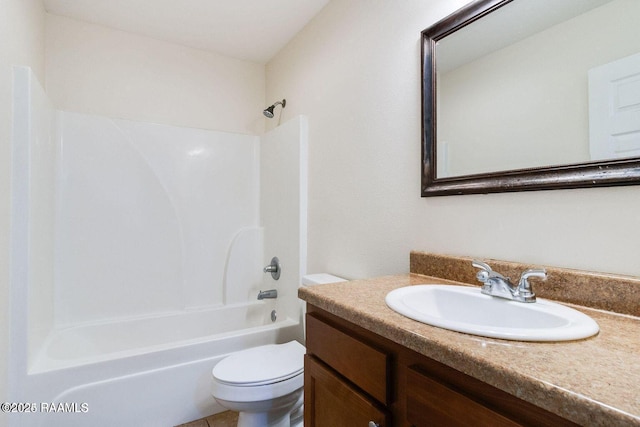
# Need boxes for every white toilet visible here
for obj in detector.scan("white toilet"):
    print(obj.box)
[211,341,306,427]
[211,273,346,427]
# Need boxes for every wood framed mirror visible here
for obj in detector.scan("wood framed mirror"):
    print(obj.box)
[421,0,640,196]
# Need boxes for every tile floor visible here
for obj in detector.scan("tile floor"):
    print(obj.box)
[175,411,238,427]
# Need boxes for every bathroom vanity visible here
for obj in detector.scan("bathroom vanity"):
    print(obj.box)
[299,253,640,426]
[304,307,578,426]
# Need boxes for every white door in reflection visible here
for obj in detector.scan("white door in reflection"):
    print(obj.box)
[589,51,640,160]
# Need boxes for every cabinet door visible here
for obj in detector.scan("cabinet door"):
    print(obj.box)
[406,365,578,427]
[305,355,390,427]
[406,366,519,427]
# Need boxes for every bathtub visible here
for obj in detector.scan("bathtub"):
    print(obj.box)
[18,301,301,427]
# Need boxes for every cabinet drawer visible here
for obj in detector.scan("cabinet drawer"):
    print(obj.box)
[305,355,389,427]
[306,313,390,404]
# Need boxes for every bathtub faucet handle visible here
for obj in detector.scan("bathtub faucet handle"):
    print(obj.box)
[263,257,281,280]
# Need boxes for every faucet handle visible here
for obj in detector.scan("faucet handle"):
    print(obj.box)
[263,256,281,280]
[472,260,509,282]
[472,260,493,283]
[517,268,546,302]
[472,260,493,272]
[521,268,546,277]
[520,268,547,284]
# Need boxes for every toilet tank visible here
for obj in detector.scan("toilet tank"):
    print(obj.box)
[301,273,347,286]
[300,273,347,341]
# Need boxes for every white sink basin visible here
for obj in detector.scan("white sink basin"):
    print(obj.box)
[385,285,599,342]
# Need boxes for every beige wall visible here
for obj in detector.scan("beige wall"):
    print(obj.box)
[45,14,266,135]
[266,0,640,280]
[0,0,46,421]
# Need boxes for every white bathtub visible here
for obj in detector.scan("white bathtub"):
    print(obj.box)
[18,301,301,427]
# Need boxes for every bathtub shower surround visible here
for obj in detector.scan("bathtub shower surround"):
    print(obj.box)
[10,67,308,426]
[9,67,57,386]
[55,111,260,324]
[260,114,309,329]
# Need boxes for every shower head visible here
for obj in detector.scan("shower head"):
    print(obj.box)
[263,99,286,118]
[263,106,275,118]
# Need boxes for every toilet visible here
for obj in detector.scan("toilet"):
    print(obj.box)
[211,341,306,427]
[211,273,346,427]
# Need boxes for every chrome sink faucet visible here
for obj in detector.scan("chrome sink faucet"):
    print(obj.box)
[472,260,546,303]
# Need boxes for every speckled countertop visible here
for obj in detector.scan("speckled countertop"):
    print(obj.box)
[299,273,640,426]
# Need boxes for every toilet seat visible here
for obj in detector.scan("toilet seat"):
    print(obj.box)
[213,341,305,386]
[211,341,306,403]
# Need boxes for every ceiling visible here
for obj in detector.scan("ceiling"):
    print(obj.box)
[42,0,330,63]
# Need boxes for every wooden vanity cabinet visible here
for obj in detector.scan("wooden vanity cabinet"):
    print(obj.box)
[304,305,579,427]
[305,355,389,427]
[304,312,391,427]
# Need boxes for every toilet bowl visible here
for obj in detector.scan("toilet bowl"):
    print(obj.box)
[211,341,305,427]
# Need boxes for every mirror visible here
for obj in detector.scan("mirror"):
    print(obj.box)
[421,0,640,196]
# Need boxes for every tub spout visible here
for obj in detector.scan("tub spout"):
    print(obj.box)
[257,289,278,300]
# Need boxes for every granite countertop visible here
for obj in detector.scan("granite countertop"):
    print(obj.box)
[299,273,640,427]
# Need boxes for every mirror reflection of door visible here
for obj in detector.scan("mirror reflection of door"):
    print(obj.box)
[589,52,640,161]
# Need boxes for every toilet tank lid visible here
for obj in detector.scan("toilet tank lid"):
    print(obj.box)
[301,273,347,286]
